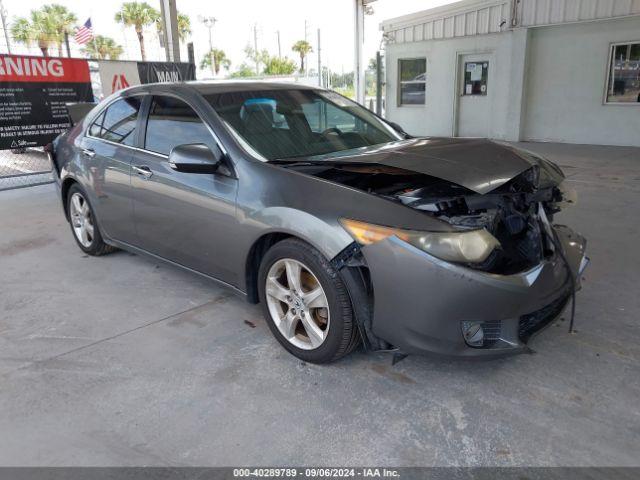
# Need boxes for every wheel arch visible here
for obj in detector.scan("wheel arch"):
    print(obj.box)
[244,228,352,304]
[60,176,79,220]
[244,232,294,304]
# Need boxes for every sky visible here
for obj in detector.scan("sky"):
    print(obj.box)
[2,0,457,75]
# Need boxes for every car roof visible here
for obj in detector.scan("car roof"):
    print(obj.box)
[121,80,321,96]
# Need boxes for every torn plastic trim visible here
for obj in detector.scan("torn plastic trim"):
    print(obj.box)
[330,242,365,270]
[330,242,388,351]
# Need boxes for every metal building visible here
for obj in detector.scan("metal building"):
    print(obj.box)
[381,0,640,146]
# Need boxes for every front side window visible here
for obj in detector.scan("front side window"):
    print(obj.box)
[145,96,211,155]
[206,89,402,161]
[89,97,141,145]
[606,42,640,104]
[399,59,426,105]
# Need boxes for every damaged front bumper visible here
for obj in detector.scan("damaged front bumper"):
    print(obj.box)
[362,225,588,358]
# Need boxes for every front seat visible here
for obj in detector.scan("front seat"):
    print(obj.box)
[241,104,296,158]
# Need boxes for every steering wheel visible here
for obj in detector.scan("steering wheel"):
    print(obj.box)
[320,127,343,137]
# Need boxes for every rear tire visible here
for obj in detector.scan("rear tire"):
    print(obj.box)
[258,238,359,364]
[66,184,116,256]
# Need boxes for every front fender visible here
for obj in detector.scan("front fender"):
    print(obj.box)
[246,206,353,260]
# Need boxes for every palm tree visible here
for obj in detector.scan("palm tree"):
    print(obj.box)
[177,13,191,42]
[11,8,59,56]
[115,2,159,61]
[155,11,191,50]
[83,35,124,60]
[292,40,313,73]
[42,4,77,56]
[200,48,231,75]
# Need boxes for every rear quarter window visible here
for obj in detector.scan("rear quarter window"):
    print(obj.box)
[88,97,142,146]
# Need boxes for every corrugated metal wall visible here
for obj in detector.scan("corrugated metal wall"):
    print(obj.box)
[384,1,511,44]
[518,0,640,26]
[383,0,640,44]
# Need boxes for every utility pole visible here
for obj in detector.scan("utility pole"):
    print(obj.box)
[199,16,217,76]
[317,29,321,87]
[64,32,71,57]
[253,23,259,75]
[276,30,281,59]
[375,50,382,115]
[187,42,195,65]
[354,0,376,105]
[304,20,308,42]
[0,0,11,54]
[160,0,180,62]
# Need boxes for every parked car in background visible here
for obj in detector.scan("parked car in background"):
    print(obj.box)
[50,81,588,363]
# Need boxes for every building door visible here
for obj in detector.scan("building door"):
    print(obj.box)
[456,53,492,137]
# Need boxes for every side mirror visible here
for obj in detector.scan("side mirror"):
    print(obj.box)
[169,143,223,174]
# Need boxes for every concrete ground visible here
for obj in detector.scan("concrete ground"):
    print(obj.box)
[0,142,638,466]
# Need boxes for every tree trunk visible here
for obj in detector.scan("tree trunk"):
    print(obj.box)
[57,42,63,57]
[136,26,146,61]
[38,40,49,57]
[300,53,304,73]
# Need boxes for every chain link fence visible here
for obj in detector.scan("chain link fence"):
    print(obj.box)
[0,148,53,191]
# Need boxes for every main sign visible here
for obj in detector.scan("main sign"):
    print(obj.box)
[0,55,94,149]
[98,60,196,96]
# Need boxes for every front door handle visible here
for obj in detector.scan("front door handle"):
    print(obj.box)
[133,165,153,179]
[82,148,95,158]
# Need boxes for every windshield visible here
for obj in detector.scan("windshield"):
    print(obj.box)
[205,89,402,161]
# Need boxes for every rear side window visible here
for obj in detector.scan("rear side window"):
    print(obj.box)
[89,97,141,146]
[144,96,211,156]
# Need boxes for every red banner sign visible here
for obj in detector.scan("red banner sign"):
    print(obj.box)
[0,55,91,83]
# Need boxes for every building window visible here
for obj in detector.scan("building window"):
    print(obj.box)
[398,59,426,105]
[606,42,640,104]
[463,61,489,96]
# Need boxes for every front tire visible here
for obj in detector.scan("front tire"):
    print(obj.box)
[258,238,360,363]
[66,184,116,256]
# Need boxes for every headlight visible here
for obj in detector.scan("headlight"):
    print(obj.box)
[339,218,500,263]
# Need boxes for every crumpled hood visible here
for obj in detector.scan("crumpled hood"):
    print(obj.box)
[304,137,564,194]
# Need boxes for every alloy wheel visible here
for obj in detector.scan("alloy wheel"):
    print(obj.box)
[265,258,330,350]
[69,192,94,248]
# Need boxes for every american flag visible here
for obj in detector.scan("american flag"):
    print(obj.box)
[74,18,94,45]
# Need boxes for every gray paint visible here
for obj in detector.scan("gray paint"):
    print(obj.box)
[363,226,585,356]
[54,81,585,357]
[307,136,561,194]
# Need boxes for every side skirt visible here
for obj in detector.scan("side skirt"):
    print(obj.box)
[106,237,248,299]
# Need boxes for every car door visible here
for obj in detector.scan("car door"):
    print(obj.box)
[80,95,143,244]
[131,93,240,285]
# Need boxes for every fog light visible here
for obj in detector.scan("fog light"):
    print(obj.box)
[462,321,484,347]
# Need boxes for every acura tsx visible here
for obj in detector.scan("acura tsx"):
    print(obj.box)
[50,81,588,363]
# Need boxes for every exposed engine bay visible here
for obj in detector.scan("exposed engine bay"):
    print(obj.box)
[286,162,570,275]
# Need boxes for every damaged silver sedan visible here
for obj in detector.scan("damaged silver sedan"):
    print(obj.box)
[51,82,588,363]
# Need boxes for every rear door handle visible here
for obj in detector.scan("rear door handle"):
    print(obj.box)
[133,165,153,179]
[82,148,95,158]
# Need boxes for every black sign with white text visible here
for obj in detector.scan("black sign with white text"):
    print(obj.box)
[137,61,196,84]
[0,55,94,149]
